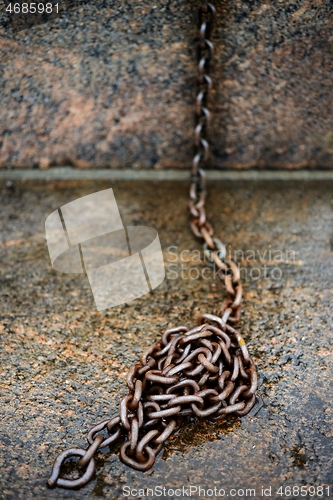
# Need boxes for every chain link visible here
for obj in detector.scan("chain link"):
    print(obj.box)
[47,2,258,489]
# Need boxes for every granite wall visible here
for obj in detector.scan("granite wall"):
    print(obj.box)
[1,0,333,169]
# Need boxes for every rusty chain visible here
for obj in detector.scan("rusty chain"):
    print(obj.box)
[189,0,215,247]
[48,321,257,489]
[189,0,243,323]
[47,1,258,489]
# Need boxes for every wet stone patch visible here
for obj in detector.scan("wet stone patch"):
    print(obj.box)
[0,178,332,499]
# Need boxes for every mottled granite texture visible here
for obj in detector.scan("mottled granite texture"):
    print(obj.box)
[0,178,332,499]
[0,0,333,168]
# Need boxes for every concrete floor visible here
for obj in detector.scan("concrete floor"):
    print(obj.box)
[0,177,332,499]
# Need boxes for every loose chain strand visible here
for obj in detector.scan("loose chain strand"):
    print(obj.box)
[47,2,258,489]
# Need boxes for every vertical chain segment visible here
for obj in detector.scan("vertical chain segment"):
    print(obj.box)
[189,1,216,245]
[189,1,245,323]
[47,2,258,490]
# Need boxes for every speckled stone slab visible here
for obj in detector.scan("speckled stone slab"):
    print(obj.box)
[0,0,333,169]
[0,178,332,499]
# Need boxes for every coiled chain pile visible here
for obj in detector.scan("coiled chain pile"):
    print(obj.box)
[47,0,258,490]
[48,313,257,489]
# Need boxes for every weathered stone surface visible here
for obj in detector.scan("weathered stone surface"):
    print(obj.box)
[0,178,332,499]
[0,1,333,169]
